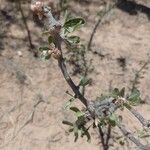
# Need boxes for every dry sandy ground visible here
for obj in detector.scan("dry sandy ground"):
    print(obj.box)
[0,0,150,150]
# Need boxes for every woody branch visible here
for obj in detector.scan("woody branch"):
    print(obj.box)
[30,1,150,149]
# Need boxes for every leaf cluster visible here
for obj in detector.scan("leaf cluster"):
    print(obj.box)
[63,107,91,142]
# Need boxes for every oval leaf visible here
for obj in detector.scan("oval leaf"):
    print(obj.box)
[39,46,49,52]
[67,36,80,44]
[109,114,119,127]
[62,120,73,126]
[63,18,85,28]
[48,36,53,44]
[70,107,80,113]
[79,77,91,87]
[128,88,140,105]
[64,98,74,109]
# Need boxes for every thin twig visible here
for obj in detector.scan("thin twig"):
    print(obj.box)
[98,125,106,150]
[105,125,111,148]
[81,54,93,96]
[124,104,150,127]
[41,6,89,107]
[34,4,150,149]
[117,123,150,150]
[98,125,111,150]
[87,2,116,51]
[58,56,88,107]
[17,0,34,49]
[131,60,150,92]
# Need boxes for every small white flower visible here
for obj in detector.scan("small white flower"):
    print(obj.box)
[42,50,47,56]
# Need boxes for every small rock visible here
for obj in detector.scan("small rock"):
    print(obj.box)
[17,51,23,57]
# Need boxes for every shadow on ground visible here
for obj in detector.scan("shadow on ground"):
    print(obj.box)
[117,0,150,19]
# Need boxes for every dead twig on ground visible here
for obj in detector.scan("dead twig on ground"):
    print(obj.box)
[17,0,36,54]
[0,99,45,148]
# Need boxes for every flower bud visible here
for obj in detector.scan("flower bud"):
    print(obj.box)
[31,1,44,19]
[51,48,61,59]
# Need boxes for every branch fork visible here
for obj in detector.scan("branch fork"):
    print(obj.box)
[31,2,150,149]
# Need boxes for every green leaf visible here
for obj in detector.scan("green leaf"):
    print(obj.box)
[119,140,125,145]
[139,134,150,138]
[111,87,125,98]
[138,130,150,138]
[80,127,91,142]
[109,114,119,127]
[69,128,74,132]
[62,120,73,126]
[123,102,131,109]
[76,116,85,126]
[79,77,91,87]
[44,54,51,60]
[39,46,49,52]
[67,36,80,44]
[99,118,107,126]
[119,87,125,97]
[111,88,120,98]
[42,30,50,35]
[76,111,85,118]
[70,107,80,113]
[48,36,53,44]
[128,88,140,105]
[63,11,72,24]
[63,17,85,33]
[64,98,74,109]
[63,17,85,28]
[74,132,78,142]
[70,107,85,118]
[59,0,68,11]
[84,130,91,142]
[74,126,79,142]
